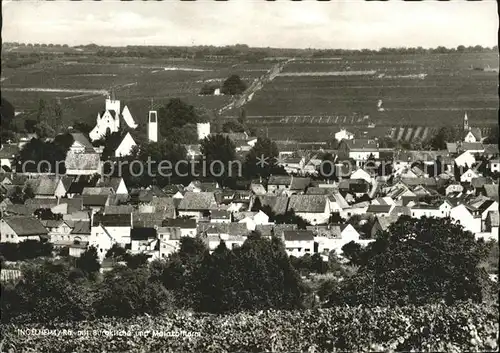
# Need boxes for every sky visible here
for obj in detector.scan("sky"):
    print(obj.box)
[2,0,498,49]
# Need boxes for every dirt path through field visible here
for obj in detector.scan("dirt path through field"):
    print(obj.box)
[219,59,292,114]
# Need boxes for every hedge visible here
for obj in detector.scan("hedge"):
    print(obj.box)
[1,302,498,352]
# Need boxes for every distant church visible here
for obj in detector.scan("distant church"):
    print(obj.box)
[462,112,484,143]
[89,93,138,141]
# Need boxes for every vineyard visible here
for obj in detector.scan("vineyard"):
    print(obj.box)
[2,303,498,352]
[2,51,498,141]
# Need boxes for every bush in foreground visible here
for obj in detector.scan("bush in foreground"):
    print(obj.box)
[1,302,497,353]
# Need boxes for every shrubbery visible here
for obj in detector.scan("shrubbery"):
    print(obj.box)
[0,240,53,262]
[1,302,498,352]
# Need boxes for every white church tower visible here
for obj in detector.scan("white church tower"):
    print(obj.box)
[463,112,469,131]
[105,92,121,115]
[148,110,158,142]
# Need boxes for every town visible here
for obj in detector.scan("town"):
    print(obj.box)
[0,94,498,265]
[1,1,498,351]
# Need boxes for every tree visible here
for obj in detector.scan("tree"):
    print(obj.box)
[318,153,337,180]
[94,266,173,318]
[341,241,364,266]
[75,246,101,279]
[3,262,93,323]
[34,208,62,220]
[105,244,127,259]
[274,209,311,229]
[329,217,491,306]
[192,234,306,313]
[221,74,247,95]
[222,121,246,133]
[483,125,499,144]
[244,137,280,178]
[200,134,237,180]
[0,97,15,130]
[158,98,198,131]
[33,121,56,139]
[24,119,38,133]
[430,126,460,150]
[124,253,149,269]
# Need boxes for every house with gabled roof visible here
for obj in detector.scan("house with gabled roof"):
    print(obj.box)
[488,159,499,173]
[255,195,289,216]
[482,184,499,202]
[178,192,217,220]
[484,211,499,235]
[185,181,220,193]
[198,222,249,251]
[162,218,197,238]
[90,213,131,258]
[267,175,292,194]
[288,195,331,225]
[370,215,400,238]
[41,219,73,245]
[312,223,363,255]
[366,204,394,217]
[236,210,270,231]
[0,216,48,243]
[464,128,483,143]
[410,200,452,219]
[114,132,137,158]
[83,195,110,212]
[65,151,101,176]
[460,168,480,183]
[454,150,476,168]
[130,228,157,254]
[450,204,482,234]
[97,177,128,195]
[350,168,374,184]
[460,142,484,154]
[283,230,314,257]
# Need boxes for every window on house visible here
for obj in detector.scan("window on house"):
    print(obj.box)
[100,249,103,253]
[305,249,310,252]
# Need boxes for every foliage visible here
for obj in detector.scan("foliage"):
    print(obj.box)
[34,208,63,220]
[105,244,127,259]
[200,134,237,180]
[429,126,461,149]
[75,246,101,279]
[157,98,199,136]
[328,216,492,306]
[1,262,93,323]
[0,240,53,262]
[8,185,34,204]
[124,253,150,269]
[222,121,245,133]
[2,302,498,352]
[199,82,219,95]
[192,234,306,313]
[318,153,337,180]
[243,137,280,178]
[15,134,74,173]
[94,266,173,318]
[483,125,499,144]
[221,74,247,95]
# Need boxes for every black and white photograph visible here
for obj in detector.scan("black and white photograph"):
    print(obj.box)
[0,0,499,352]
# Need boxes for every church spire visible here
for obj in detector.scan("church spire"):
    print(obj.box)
[464,112,469,131]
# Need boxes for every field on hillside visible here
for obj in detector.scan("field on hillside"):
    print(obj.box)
[2,51,498,141]
[1,56,272,126]
[245,53,499,127]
